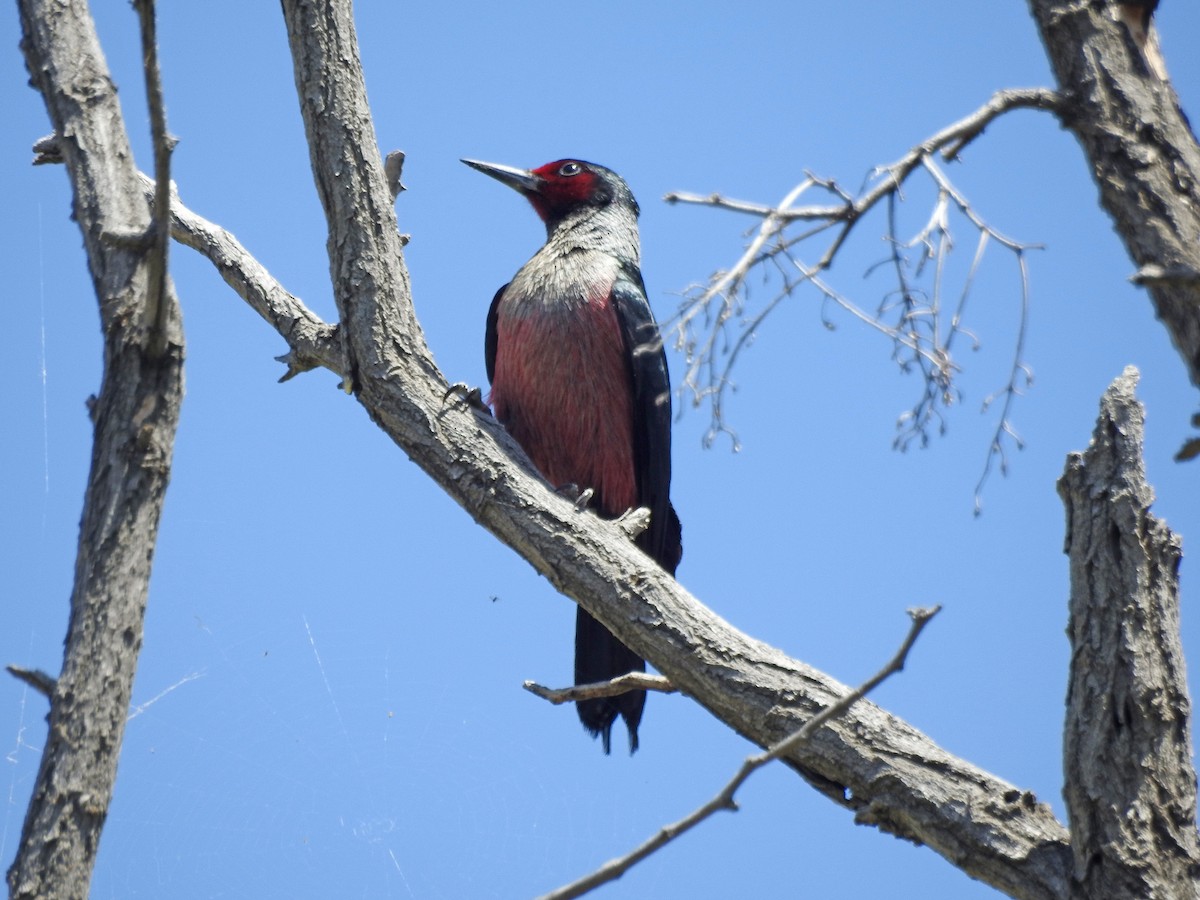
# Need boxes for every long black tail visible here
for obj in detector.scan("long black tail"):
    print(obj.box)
[575,501,682,754]
[575,608,646,754]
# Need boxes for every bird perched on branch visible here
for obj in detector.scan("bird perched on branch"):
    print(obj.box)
[462,157,682,754]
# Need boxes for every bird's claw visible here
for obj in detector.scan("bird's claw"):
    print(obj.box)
[442,382,487,412]
[553,483,594,511]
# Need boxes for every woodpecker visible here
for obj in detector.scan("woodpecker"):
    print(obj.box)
[462,157,682,754]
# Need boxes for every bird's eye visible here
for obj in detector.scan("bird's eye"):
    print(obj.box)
[558,162,582,177]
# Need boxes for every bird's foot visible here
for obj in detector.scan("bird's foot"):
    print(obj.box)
[554,483,595,511]
[442,382,488,413]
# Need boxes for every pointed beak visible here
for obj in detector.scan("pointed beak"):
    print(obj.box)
[461,158,542,195]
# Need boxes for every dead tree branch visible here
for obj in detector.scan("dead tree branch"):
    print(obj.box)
[16,3,1073,893]
[665,88,1059,503]
[1058,367,1199,899]
[1030,0,1200,455]
[165,166,1075,893]
[133,0,173,359]
[262,3,1073,896]
[13,1,1200,897]
[9,1,184,897]
[5,665,56,699]
[539,607,941,900]
[523,672,677,705]
[133,173,345,380]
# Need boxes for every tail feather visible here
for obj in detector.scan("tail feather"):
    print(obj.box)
[575,607,645,754]
[574,499,679,754]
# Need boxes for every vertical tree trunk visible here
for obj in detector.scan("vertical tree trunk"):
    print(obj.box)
[8,1,184,897]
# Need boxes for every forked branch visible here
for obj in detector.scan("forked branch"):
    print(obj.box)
[134,173,345,380]
[666,88,1059,508]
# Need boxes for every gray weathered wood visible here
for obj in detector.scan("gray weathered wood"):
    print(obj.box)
[1058,368,1198,899]
[8,1,184,898]
[275,2,1073,896]
[1029,1,1200,397]
[14,1,1197,897]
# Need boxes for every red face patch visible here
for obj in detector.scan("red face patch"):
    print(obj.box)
[527,160,600,222]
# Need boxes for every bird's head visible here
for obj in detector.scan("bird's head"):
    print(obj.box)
[462,158,639,231]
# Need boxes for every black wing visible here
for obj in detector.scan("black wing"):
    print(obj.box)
[611,264,683,575]
[484,283,508,385]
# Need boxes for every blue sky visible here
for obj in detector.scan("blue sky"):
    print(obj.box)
[3,2,1199,898]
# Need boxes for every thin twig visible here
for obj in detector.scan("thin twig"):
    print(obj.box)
[973,250,1032,514]
[667,89,1059,227]
[133,0,174,359]
[523,672,676,705]
[664,191,848,223]
[666,88,1057,499]
[6,665,56,698]
[538,606,942,900]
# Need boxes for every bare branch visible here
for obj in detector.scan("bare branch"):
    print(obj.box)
[280,0,434,400]
[523,672,676,705]
[135,173,345,380]
[973,249,1032,514]
[665,87,1060,222]
[667,88,1060,228]
[1030,0,1200,426]
[10,2,184,896]
[16,2,1199,898]
[538,607,942,900]
[168,7,1075,897]
[69,8,1073,896]
[133,0,173,360]
[1058,368,1200,898]
[667,88,1059,477]
[6,665,56,699]
[664,188,845,223]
